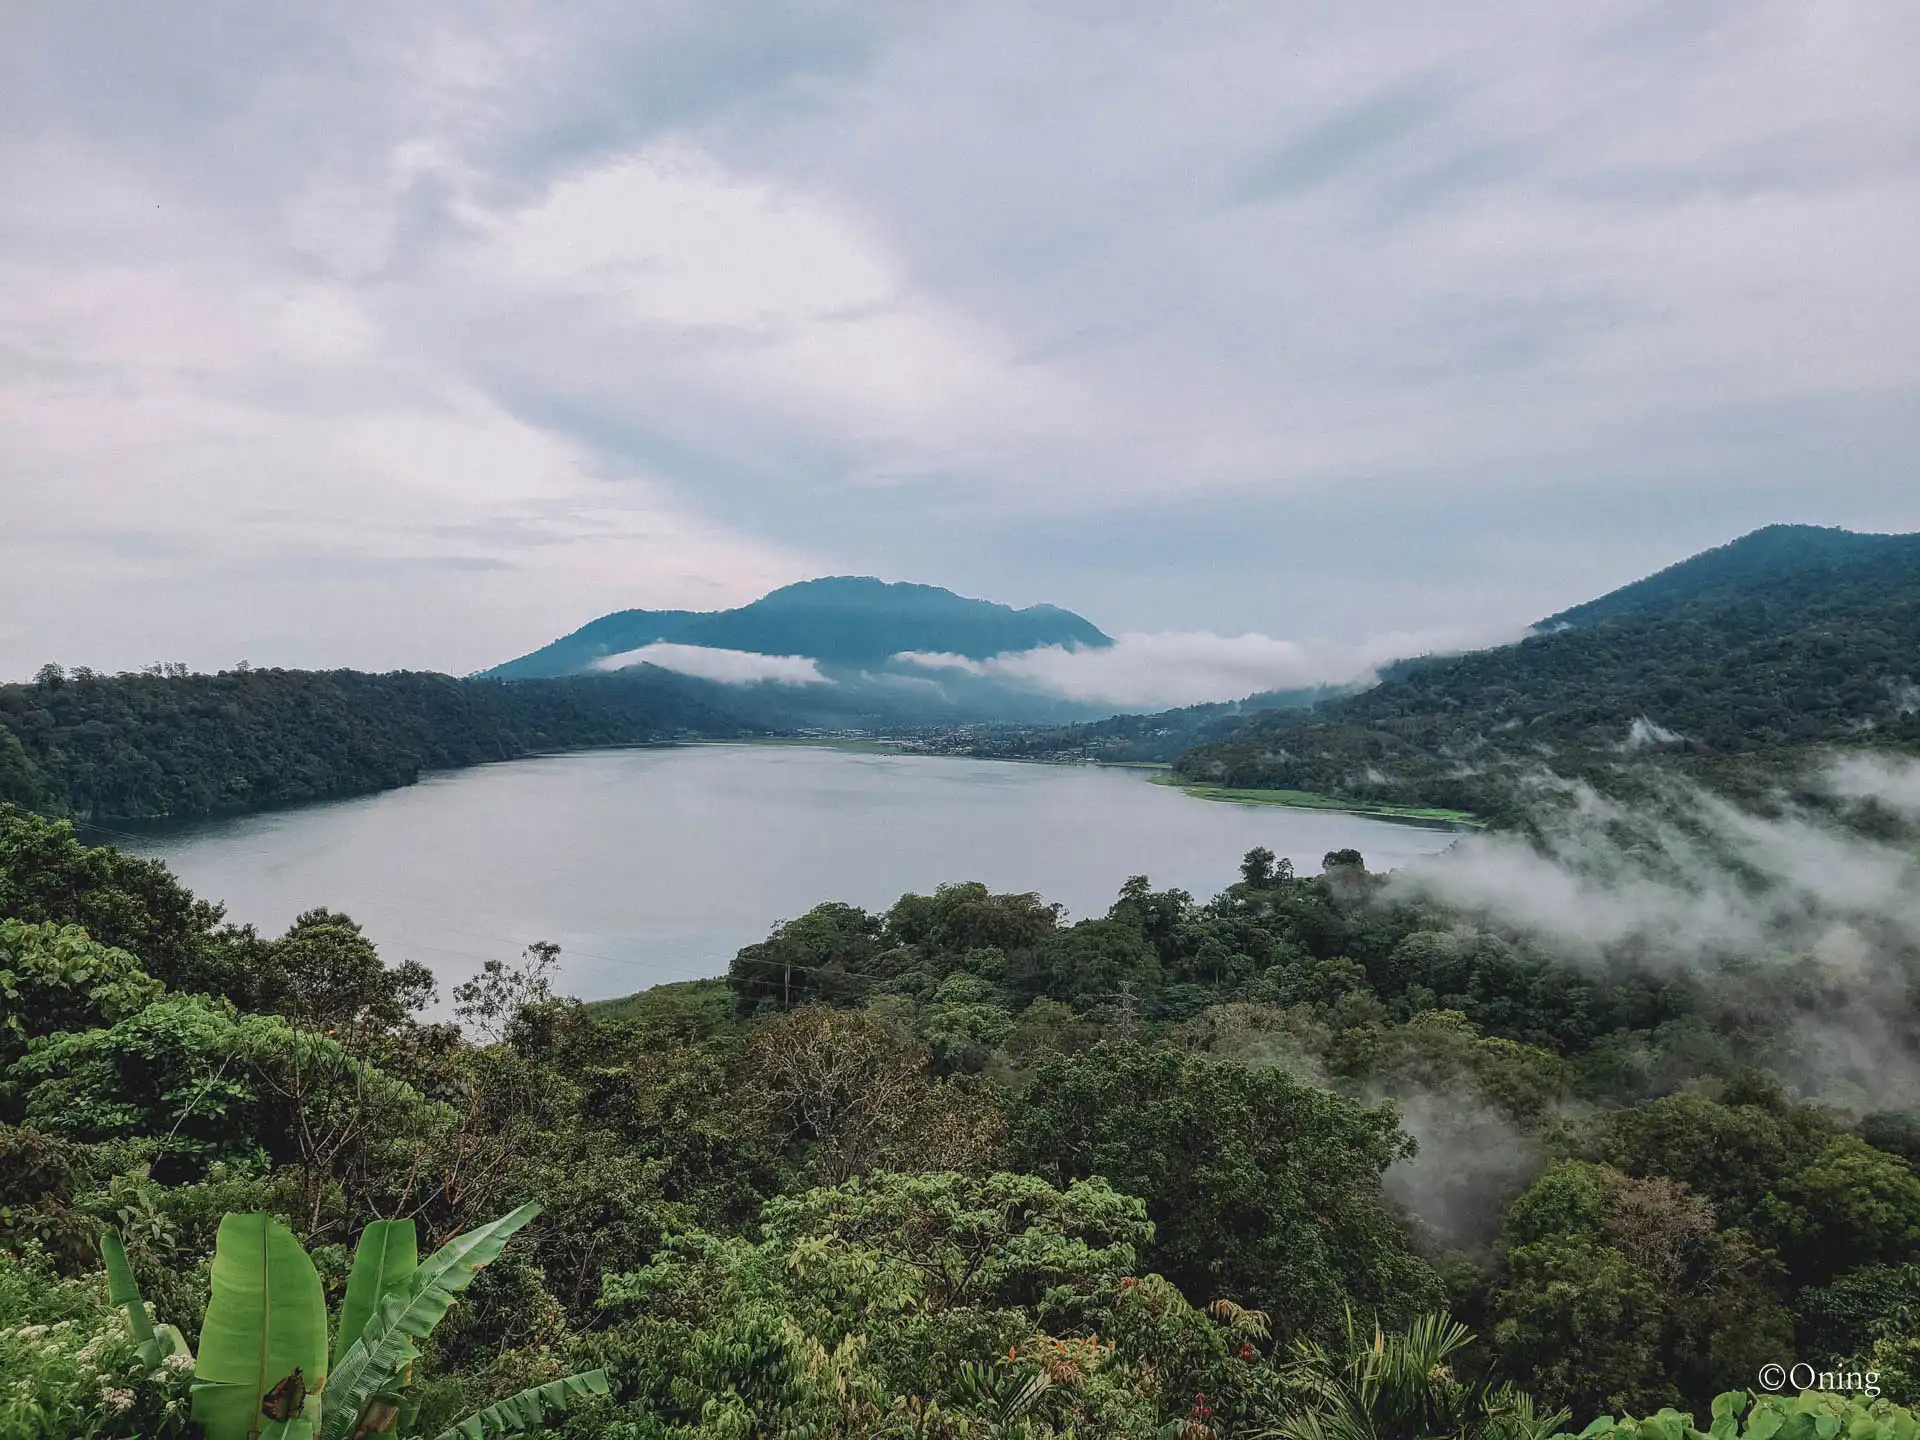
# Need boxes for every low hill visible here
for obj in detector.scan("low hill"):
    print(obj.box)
[1172,525,1920,814]
[483,576,1113,678]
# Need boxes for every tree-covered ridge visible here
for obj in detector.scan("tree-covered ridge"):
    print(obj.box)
[0,665,759,821]
[1537,524,1913,631]
[6,803,1920,1436]
[1172,526,1920,814]
[482,576,1114,679]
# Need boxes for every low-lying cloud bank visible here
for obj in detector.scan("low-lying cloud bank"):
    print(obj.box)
[580,623,1518,708]
[594,642,828,686]
[1387,754,1920,1110]
[1391,764,1920,965]
[1827,751,1920,816]
[894,625,1511,710]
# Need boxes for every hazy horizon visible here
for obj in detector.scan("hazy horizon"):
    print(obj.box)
[6,3,1918,696]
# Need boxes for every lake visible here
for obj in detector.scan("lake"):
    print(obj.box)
[114,743,1463,1005]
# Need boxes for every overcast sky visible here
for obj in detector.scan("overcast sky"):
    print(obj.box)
[4,1,1917,686]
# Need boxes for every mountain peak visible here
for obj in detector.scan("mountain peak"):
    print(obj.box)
[482,578,1112,679]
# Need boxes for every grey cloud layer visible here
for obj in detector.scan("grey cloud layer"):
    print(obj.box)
[4,1,1917,677]
[894,623,1516,709]
[595,642,829,687]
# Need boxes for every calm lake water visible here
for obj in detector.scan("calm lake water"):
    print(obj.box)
[115,744,1462,1005]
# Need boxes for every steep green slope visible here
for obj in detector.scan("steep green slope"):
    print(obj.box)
[483,576,1113,678]
[1174,525,1920,813]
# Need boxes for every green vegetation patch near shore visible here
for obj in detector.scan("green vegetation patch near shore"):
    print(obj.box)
[1152,772,1483,826]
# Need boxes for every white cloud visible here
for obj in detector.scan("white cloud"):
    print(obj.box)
[893,626,1513,710]
[1621,715,1685,749]
[463,146,1082,457]
[594,642,828,686]
[478,147,897,330]
[1827,751,1920,818]
[4,1,1919,674]
[0,137,817,679]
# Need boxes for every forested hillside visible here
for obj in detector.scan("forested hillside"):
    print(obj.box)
[0,665,758,821]
[6,797,1920,1436]
[1174,526,1920,814]
[920,685,1347,765]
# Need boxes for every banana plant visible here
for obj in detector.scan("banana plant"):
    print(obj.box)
[108,1202,607,1440]
[315,1204,595,1440]
[191,1211,331,1440]
[99,1228,194,1367]
[331,1219,421,1438]
[425,1371,612,1440]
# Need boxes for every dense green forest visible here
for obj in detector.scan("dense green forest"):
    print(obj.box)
[1168,527,1920,815]
[6,797,1919,1437]
[0,665,760,822]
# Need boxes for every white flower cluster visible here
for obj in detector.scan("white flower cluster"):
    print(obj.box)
[2,1308,163,1428]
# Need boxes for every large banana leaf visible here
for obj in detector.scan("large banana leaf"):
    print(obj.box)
[333,1220,418,1370]
[429,1369,611,1440]
[320,1204,542,1440]
[191,1213,329,1440]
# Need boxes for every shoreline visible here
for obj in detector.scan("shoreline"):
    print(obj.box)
[718,737,1484,829]
[1147,773,1483,828]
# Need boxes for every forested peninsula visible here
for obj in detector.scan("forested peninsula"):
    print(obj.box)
[6,792,1920,1436]
[0,665,757,822]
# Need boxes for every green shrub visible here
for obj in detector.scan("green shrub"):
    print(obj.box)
[1565,1390,1920,1440]
[0,1247,193,1440]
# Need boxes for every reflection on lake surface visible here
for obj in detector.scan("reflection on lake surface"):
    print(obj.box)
[117,744,1463,1004]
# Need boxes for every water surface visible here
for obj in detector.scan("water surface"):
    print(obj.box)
[118,744,1461,1004]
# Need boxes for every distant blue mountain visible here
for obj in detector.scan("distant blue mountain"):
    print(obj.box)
[481,576,1114,679]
